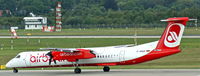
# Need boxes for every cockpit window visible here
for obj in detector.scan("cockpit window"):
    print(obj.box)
[15,55,21,58]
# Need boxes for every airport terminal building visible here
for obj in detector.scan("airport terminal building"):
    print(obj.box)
[23,17,47,30]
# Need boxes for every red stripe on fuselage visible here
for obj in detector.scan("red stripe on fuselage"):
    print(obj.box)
[116,49,181,65]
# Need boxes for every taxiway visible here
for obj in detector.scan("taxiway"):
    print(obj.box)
[1,69,200,76]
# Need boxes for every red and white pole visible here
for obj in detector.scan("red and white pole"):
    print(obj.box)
[55,1,62,31]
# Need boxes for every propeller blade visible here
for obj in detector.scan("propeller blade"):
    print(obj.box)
[46,51,53,65]
[46,51,57,65]
[46,51,52,56]
[53,60,57,64]
[49,58,52,65]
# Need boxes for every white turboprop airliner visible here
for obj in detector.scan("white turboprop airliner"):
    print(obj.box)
[6,17,191,74]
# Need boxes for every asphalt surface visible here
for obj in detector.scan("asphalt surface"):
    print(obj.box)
[1,35,200,38]
[1,69,200,76]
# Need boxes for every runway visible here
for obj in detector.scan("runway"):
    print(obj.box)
[1,35,200,38]
[1,69,200,76]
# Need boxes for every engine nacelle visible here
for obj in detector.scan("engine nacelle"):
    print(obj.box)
[51,49,95,62]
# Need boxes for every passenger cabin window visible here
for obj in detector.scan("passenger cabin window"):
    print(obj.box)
[15,55,21,58]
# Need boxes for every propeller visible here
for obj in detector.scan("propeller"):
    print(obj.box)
[46,51,57,65]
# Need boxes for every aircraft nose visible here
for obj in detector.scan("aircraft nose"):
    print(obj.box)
[6,61,12,68]
[6,58,27,68]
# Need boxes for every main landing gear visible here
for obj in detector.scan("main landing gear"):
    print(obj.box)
[74,67,81,74]
[74,66,110,73]
[103,66,110,72]
[73,60,82,74]
[13,68,18,73]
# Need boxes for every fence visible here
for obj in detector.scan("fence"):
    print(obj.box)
[0,22,198,29]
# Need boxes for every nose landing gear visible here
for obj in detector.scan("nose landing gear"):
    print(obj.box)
[13,68,18,73]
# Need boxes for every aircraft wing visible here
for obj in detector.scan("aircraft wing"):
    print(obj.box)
[85,44,136,49]
[40,48,80,52]
[39,43,135,51]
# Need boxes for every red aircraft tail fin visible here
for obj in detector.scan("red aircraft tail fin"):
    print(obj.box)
[155,17,189,50]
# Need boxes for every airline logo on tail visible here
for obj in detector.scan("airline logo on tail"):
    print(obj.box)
[164,23,185,48]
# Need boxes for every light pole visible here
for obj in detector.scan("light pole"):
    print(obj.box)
[189,19,198,30]
[195,18,198,30]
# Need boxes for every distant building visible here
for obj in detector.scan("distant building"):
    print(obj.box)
[23,17,47,29]
[0,10,11,16]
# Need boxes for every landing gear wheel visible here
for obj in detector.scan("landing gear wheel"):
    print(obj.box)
[103,66,110,72]
[13,68,18,73]
[74,68,81,74]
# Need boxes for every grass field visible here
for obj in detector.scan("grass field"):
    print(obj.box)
[0,38,200,69]
[0,27,200,36]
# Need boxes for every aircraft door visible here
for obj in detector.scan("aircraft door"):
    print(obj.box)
[24,53,31,66]
[119,50,125,62]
